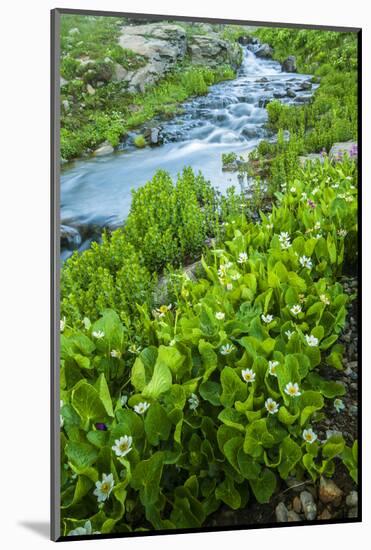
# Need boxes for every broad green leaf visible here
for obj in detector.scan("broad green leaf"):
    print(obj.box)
[71,380,107,424]
[215,477,241,509]
[199,380,221,406]
[237,448,261,480]
[220,367,247,407]
[249,469,276,503]
[144,403,172,446]
[65,441,99,470]
[278,436,302,479]
[131,452,164,506]
[142,348,173,399]
[218,408,245,432]
[94,373,114,417]
[322,434,345,460]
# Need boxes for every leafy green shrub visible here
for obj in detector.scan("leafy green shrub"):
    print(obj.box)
[124,168,219,272]
[222,152,238,166]
[60,159,358,535]
[61,230,154,329]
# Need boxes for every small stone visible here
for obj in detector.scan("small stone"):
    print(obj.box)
[275,502,288,522]
[293,495,302,513]
[300,490,317,520]
[318,507,332,520]
[319,477,343,505]
[93,143,114,156]
[348,361,358,370]
[287,510,302,522]
[348,506,359,518]
[349,404,358,415]
[346,491,358,508]
[86,83,95,95]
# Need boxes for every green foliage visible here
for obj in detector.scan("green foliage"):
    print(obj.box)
[61,158,358,535]
[133,135,146,148]
[222,152,238,166]
[124,167,219,272]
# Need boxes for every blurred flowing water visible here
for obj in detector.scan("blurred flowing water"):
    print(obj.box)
[61,46,315,259]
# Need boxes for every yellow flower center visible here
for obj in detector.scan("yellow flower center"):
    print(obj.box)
[120,442,128,451]
[101,482,110,493]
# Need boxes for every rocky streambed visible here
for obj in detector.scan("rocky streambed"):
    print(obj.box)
[60,37,318,260]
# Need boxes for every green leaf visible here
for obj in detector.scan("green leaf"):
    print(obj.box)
[223,436,244,472]
[237,448,261,480]
[220,367,247,407]
[142,348,173,399]
[71,380,107,424]
[322,434,345,460]
[243,418,274,458]
[144,403,172,446]
[95,373,114,417]
[216,477,241,509]
[278,436,302,479]
[299,391,324,425]
[199,380,221,406]
[91,309,124,350]
[278,406,299,425]
[249,469,276,503]
[218,408,245,432]
[131,452,164,506]
[65,441,98,471]
[199,340,218,381]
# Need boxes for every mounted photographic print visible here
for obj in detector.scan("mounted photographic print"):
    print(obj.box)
[51,8,361,541]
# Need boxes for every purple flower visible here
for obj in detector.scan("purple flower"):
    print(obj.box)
[307,199,316,209]
[95,423,107,431]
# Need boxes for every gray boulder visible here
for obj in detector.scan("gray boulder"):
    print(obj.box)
[188,35,242,70]
[282,56,297,72]
[255,43,273,58]
[119,23,187,92]
[60,225,81,250]
[93,142,114,156]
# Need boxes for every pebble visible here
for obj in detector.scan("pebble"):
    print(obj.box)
[275,502,288,522]
[319,477,343,506]
[349,404,358,415]
[348,361,358,370]
[346,491,358,508]
[287,510,302,522]
[293,495,302,513]
[300,491,317,520]
[318,507,332,520]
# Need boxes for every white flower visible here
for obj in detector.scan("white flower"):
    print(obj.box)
[93,473,115,502]
[188,393,199,410]
[60,399,64,428]
[220,343,235,355]
[290,304,302,316]
[345,196,354,203]
[266,224,273,230]
[226,283,233,291]
[301,192,307,200]
[215,311,225,320]
[241,368,256,384]
[268,360,279,377]
[320,294,330,305]
[231,273,241,281]
[261,313,273,324]
[332,184,339,189]
[83,317,91,330]
[284,382,301,397]
[128,343,141,354]
[265,398,279,415]
[92,330,105,340]
[112,436,133,458]
[134,402,150,415]
[334,398,345,413]
[68,520,100,536]
[225,261,233,269]
[278,232,291,250]
[120,394,128,406]
[60,317,66,332]
[290,187,296,193]
[315,233,322,239]
[154,304,172,318]
[312,187,319,195]
[299,255,313,269]
[302,428,317,444]
[285,329,294,340]
[218,265,227,277]
[237,252,248,264]
[305,334,319,347]
[110,349,121,359]
[338,193,346,199]
[314,222,321,230]
[337,229,347,238]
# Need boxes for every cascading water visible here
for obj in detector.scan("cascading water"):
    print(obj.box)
[60,46,317,260]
